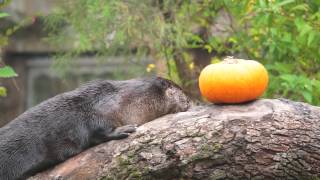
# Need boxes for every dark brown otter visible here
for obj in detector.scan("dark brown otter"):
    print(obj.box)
[0,77,191,180]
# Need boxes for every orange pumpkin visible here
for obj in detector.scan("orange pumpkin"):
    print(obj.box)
[199,57,269,103]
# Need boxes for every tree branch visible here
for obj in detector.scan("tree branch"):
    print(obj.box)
[30,99,320,179]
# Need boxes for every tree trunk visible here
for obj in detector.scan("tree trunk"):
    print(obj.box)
[30,99,320,180]
[173,52,200,99]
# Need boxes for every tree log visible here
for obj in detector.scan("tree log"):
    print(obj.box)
[30,99,320,180]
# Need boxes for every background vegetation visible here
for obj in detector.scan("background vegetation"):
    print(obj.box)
[41,0,320,105]
[0,0,18,97]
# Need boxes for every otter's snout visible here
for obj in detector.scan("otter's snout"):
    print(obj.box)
[180,94,192,111]
[168,87,192,112]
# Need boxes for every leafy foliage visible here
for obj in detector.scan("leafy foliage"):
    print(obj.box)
[0,1,20,97]
[219,0,320,105]
[45,0,320,105]
[0,66,18,78]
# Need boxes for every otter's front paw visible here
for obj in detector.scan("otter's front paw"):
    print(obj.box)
[108,124,137,140]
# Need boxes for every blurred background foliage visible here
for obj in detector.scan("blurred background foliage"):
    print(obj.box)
[0,0,19,97]
[41,0,320,104]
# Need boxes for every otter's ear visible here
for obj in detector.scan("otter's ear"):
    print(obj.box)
[154,77,171,89]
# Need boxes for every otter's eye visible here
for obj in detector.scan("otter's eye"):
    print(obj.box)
[165,88,175,98]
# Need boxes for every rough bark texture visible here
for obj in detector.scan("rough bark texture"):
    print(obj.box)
[30,99,320,180]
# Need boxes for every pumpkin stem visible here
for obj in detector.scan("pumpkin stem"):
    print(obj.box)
[223,56,239,64]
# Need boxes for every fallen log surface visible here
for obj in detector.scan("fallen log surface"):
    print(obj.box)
[30,99,320,180]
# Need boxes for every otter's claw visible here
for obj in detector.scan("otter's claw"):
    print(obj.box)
[107,124,137,140]
[116,124,137,133]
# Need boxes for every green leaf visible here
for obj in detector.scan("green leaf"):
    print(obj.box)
[204,44,212,53]
[0,12,9,18]
[276,0,295,8]
[0,86,7,97]
[282,33,292,43]
[307,31,316,46]
[291,4,309,12]
[189,34,204,44]
[300,24,312,37]
[0,66,18,78]
[102,5,111,17]
[301,91,312,103]
[271,62,294,73]
[304,83,313,92]
[280,74,296,85]
[258,0,267,8]
[294,18,304,31]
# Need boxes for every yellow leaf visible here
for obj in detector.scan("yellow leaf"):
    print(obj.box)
[0,86,7,97]
[189,62,194,70]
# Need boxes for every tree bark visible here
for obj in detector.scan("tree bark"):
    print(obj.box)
[30,99,320,180]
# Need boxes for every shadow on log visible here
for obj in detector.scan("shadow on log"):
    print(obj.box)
[30,99,320,180]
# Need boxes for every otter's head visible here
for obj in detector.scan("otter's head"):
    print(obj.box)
[153,77,191,113]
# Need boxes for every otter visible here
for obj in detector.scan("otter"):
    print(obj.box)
[0,77,191,180]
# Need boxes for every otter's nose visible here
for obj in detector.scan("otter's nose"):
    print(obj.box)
[183,96,193,110]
